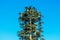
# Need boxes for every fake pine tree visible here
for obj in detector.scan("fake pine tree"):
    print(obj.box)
[18,7,45,40]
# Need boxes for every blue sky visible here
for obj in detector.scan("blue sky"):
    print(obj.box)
[0,0,60,40]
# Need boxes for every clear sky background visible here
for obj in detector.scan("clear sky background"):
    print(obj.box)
[0,0,60,40]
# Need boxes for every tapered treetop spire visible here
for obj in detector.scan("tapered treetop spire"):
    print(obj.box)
[18,6,45,40]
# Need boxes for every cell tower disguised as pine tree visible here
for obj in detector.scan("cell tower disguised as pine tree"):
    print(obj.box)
[18,6,45,40]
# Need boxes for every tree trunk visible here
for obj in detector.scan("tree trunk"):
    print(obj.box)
[30,34,33,40]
